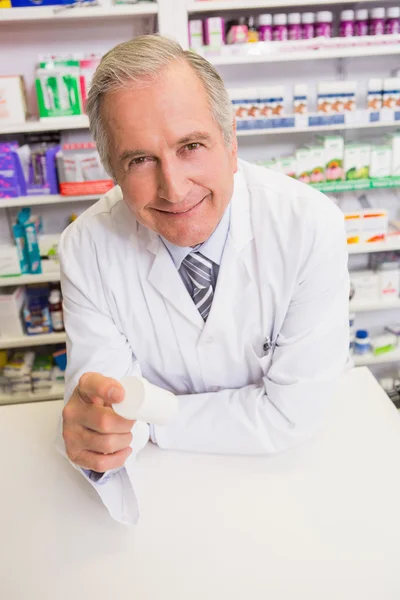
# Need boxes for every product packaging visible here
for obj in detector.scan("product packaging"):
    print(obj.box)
[350,270,379,303]
[275,156,297,178]
[307,146,326,183]
[344,144,370,180]
[344,209,388,244]
[247,16,259,42]
[38,233,60,273]
[56,142,113,196]
[340,10,355,37]
[387,133,400,175]
[226,17,248,44]
[0,245,21,278]
[369,7,386,36]
[293,84,308,114]
[386,7,400,35]
[79,54,101,111]
[301,12,315,39]
[0,141,26,198]
[36,58,82,118]
[372,334,397,356]
[378,262,400,301]
[355,9,369,36]
[382,78,400,110]
[23,285,52,335]
[12,208,43,275]
[370,146,392,178]
[258,86,284,118]
[317,81,356,114]
[288,13,301,40]
[0,76,28,125]
[258,14,272,41]
[0,286,25,338]
[320,135,345,181]
[0,0,11,6]
[189,19,204,48]
[296,148,311,183]
[367,79,383,111]
[203,17,225,46]
[272,14,288,42]
[316,11,333,38]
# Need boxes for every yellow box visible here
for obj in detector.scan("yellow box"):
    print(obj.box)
[0,0,11,7]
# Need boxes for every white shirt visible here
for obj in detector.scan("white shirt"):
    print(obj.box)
[56,159,350,524]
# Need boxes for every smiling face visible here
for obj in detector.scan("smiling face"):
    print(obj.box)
[102,60,238,247]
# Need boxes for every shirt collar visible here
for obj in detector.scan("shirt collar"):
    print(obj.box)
[161,202,231,270]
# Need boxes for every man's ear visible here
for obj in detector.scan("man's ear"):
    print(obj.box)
[231,119,238,174]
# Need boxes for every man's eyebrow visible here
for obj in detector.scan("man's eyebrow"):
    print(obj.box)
[118,149,148,165]
[176,131,213,145]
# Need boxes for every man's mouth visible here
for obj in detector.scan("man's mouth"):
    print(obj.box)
[154,195,208,216]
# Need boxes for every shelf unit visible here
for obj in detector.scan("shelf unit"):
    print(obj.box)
[237,119,400,137]
[0,194,99,209]
[187,0,383,13]
[0,383,64,406]
[208,43,400,65]
[0,3,158,24]
[348,239,400,255]
[0,271,61,287]
[0,332,66,350]
[353,349,400,367]
[350,299,400,313]
[0,116,90,136]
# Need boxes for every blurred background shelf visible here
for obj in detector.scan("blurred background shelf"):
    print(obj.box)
[0,333,66,350]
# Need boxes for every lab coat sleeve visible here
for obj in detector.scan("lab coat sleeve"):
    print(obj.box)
[153,205,350,455]
[55,222,149,525]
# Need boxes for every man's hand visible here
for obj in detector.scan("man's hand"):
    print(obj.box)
[62,372,135,474]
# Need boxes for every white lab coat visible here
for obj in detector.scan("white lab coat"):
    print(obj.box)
[56,159,350,524]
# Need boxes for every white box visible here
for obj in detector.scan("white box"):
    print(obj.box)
[350,270,379,303]
[0,286,25,338]
[188,19,204,48]
[370,146,392,178]
[388,133,400,176]
[0,245,21,278]
[0,76,28,125]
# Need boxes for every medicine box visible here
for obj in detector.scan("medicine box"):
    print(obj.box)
[387,133,400,176]
[0,245,21,278]
[296,148,311,183]
[0,286,25,338]
[370,146,392,178]
[320,136,344,181]
[0,76,28,125]
[344,144,370,180]
[350,270,379,304]
[307,146,325,183]
[344,209,388,244]
[275,156,297,178]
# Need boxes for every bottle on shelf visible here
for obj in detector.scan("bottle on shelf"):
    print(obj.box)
[288,13,301,41]
[258,14,272,42]
[315,11,333,38]
[355,9,369,37]
[301,12,315,40]
[272,14,288,42]
[369,7,386,36]
[386,7,400,35]
[247,16,259,43]
[49,289,65,333]
[339,10,355,38]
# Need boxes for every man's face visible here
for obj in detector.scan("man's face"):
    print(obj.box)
[102,61,238,247]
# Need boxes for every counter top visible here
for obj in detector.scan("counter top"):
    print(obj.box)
[1,367,400,600]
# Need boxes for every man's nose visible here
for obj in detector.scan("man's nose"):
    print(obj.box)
[157,158,190,204]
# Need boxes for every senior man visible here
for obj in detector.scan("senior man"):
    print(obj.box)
[58,35,349,524]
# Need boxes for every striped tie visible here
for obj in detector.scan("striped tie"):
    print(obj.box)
[181,252,214,321]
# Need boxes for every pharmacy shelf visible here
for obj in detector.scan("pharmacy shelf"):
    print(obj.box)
[0,270,60,287]
[353,349,400,367]
[188,0,381,13]
[0,115,90,135]
[0,383,65,406]
[208,43,400,66]
[348,238,400,255]
[350,299,400,313]
[312,177,400,194]
[237,119,400,138]
[0,332,66,350]
[0,3,157,24]
[0,193,99,209]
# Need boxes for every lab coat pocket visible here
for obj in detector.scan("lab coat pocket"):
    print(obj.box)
[247,341,274,383]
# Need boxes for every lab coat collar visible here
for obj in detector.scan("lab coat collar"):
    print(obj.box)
[139,165,253,330]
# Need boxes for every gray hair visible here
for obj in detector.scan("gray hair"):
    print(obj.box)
[86,34,234,175]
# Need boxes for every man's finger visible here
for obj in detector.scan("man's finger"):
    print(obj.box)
[81,404,135,434]
[82,429,133,455]
[77,372,125,407]
[75,446,133,473]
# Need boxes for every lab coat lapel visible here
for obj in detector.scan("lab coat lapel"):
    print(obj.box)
[203,169,254,334]
[140,225,204,330]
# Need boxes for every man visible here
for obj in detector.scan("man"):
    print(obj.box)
[58,35,350,525]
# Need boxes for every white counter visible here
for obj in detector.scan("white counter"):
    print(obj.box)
[1,367,400,600]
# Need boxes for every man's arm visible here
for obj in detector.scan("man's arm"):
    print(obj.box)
[153,205,350,454]
[56,224,148,525]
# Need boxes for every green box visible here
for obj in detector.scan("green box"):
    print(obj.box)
[36,59,82,118]
[344,144,371,181]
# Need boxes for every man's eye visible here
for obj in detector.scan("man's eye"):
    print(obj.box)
[186,143,200,151]
[131,157,147,166]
